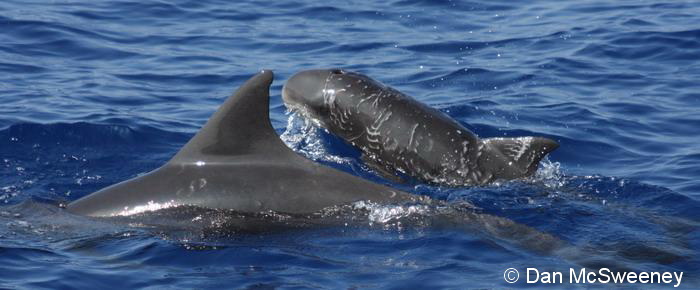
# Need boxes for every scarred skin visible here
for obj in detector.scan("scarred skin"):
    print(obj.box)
[282,69,559,186]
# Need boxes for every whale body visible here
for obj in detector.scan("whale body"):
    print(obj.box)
[282,69,559,186]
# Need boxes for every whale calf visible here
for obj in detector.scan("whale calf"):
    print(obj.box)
[67,71,424,217]
[282,69,559,186]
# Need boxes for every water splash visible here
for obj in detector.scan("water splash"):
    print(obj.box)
[280,112,352,164]
[117,200,180,216]
[533,158,566,189]
[352,200,431,224]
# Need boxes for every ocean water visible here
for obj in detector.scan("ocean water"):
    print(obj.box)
[1,0,699,288]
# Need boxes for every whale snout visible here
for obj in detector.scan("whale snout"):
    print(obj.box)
[282,69,343,111]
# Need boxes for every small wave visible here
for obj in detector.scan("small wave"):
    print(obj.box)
[393,0,516,11]
[0,122,186,147]
[575,29,700,62]
[113,72,237,86]
[0,62,47,74]
[406,67,535,92]
[621,18,656,27]
[401,35,531,55]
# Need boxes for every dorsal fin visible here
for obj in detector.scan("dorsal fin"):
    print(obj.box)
[171,70,292,163]
[483,136,559,176]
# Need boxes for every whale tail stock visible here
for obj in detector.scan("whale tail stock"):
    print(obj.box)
[481,136,559,179]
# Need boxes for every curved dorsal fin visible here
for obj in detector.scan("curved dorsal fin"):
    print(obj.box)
[171,70,292,163]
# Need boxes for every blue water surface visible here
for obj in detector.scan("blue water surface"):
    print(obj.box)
[1,0,699,289]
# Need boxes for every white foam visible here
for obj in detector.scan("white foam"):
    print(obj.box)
[115,200,179,216]
[352,201,430,224]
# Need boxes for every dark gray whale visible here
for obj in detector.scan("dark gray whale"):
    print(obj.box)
[67,70,424,217]
[282,69,559,186]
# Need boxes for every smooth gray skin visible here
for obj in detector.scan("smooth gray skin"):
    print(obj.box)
[67,70,423,217]
[282,69,559,186]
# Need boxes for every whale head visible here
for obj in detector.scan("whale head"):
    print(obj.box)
[282,69,349,121]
